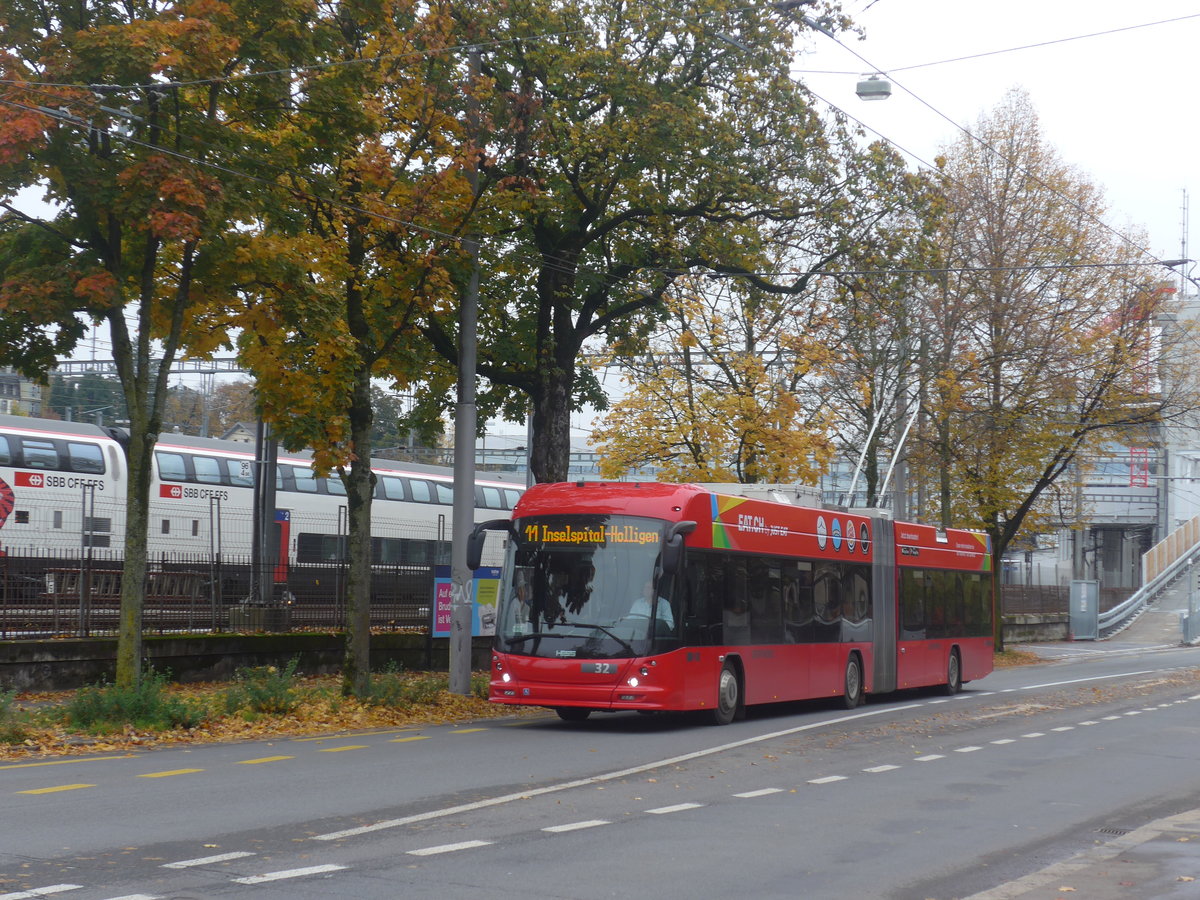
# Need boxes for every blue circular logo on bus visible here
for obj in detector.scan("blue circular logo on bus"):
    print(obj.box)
[831,518,842,551]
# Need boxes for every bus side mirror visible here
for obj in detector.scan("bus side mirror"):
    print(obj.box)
[662,521,696,576]
[468,519,514,570]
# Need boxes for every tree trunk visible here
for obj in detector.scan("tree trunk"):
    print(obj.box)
[528,368,574,483]
[341,370,376,698]
[115,421,152,689]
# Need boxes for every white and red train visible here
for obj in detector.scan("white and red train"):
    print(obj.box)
[0,413,523,567]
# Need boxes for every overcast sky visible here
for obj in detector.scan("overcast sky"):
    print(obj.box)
[796,0,1197,272]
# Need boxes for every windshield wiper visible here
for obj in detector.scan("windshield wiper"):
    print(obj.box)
[563,621,636,656]
[506,622,635,657]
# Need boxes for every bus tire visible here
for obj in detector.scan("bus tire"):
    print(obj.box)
[711,662,740,726]
[941,649,962,696]
[555,707,591,722]
[841,654,863,709]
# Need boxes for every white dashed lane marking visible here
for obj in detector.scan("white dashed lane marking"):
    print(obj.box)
[408,841,493,856]
[646,802,705,814]
[0,886,82,899]
[162,851,255,869]
[734,788,785,798]
[232,864,346,884]
[542,820,610,833]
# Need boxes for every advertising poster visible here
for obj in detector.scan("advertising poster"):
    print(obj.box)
[432,566,502,638]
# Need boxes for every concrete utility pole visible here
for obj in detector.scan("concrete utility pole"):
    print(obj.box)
[449,45,483,696]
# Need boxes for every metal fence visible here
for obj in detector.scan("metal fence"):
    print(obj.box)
[0,550,438,639]
[2,551,1126,640]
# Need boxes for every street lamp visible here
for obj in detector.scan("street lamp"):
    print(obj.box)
[856,74,892,101]
[772,3,893,102]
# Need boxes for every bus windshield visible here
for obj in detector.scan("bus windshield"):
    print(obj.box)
[496,515,677,659]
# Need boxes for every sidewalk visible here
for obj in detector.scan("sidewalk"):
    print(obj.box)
[968,602,1199,898]
[963,807,1200,899]
[1012,600,1187,661]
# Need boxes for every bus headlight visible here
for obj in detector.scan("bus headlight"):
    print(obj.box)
[627,676,640,688]
[501,672,512,683]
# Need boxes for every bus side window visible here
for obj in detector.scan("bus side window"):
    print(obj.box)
[0,435,11,465]
[900,568,926,640]
[784,562,815,643]
[749,559,783,644]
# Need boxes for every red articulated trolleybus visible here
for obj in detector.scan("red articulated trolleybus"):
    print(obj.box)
[470,481,994,725]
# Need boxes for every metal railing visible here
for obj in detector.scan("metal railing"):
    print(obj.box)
[0,551,439,638]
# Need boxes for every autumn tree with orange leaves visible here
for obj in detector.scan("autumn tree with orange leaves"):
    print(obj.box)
[912,90,1200,646]
[190,0,476,697]
[0,0,318,686]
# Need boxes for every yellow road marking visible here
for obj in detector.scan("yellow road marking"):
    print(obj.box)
[237,755,294,765]
[389,735,431,743]
[450,728,486,734]
[318,745,367,753]
[138,768,204,778]
[19,783,95,794]
[0,754,135,771]
[292,729,411,742]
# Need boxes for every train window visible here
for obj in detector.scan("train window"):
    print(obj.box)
[435,482,453,505]
[229,459,254,487]
[381,476,406,500]
[479,486,503,509]
[193,455,223,485]
[290,466,319,493]
[157,452,188,482]
[53,510,62,529]
[15,510,28,524]
[20,438,58,469]
[162,519,171,534]
[503,489,521,509]
[0,436,11,465]
[67,442,105,474]
[297,532,346,562]
[323,476,347,496]
[192,520,199,536]
[408,479,432,503]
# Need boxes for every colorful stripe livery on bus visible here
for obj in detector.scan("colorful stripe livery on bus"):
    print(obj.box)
[474,481,993,725]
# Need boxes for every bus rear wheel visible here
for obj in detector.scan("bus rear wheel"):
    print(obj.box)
[841,654,863,709]
[711,662,740,726]
[555,707,592,722]
[941,650,962,696]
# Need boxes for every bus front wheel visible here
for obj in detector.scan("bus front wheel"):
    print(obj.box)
[555,707,592,722]
[842,655,863,709]
[711,663,740,726]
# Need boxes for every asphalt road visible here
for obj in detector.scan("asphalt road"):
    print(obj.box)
[2,613,1197,900]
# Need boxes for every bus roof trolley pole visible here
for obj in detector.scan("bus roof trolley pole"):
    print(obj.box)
[467,519,515,571]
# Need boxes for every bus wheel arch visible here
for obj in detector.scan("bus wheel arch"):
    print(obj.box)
[710,657,743,726]
[841,652,864,709]
[942,647,962,696]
